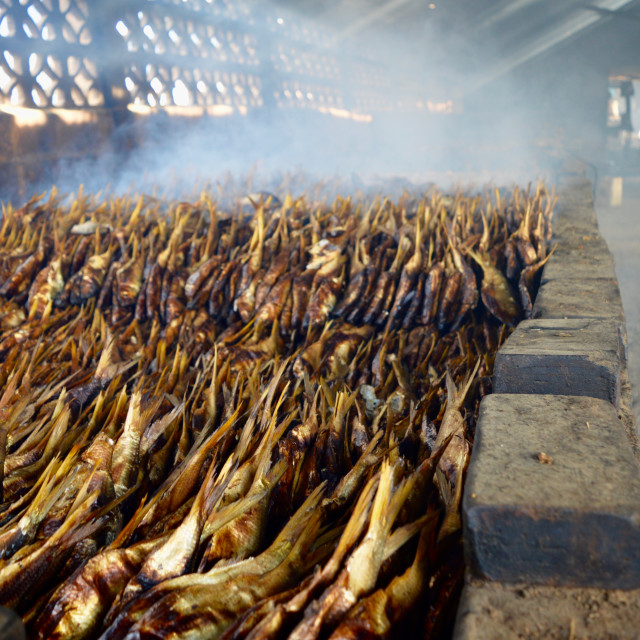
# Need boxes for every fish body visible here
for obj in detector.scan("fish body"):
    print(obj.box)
[27,257,64,320]
[0,491,105,610]
[0,237,50,299]
[116,252,145,309]
[185,256,223,301]
[31,538,161,640]
[69,249,114,306]
[420,262,444,326]
[127,512,321,640]
[467,249,521,326]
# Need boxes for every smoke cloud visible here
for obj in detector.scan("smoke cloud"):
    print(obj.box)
[6,0,614,203]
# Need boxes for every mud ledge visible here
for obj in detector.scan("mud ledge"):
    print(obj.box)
[453,177,640,638]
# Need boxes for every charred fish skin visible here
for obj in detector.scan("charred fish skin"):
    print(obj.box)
[0,236,52,300]
[31,538,161,640]
[420,262,444,327]
[466,249,522,326]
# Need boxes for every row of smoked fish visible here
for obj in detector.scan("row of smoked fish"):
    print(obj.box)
[0,183,554,639]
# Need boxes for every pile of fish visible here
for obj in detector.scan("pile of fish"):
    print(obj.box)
[0,183,554,639]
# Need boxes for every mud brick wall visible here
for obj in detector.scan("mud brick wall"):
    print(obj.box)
[454,178,640,639]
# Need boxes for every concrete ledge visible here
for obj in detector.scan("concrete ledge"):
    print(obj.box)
[532,277,625,325]
[553,178,598,227]
[543,178,618,293]
[541,236,617,282]
[455,178,638,638]
[534,191,628,360]
[493,318,622,408]
[463,394,640,589]
[454,577,640,640]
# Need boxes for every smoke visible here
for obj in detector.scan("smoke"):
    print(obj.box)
[6,0,616,203]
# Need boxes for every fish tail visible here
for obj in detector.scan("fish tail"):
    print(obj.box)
[368,462,396,532]
[537,242,557,266]
[234,386,270,461]
[272,481,327,545]
[206,344,219,425]
[383,469,420,534]
[383,511,439,562]
[436,444,469,541]
[266,457,288,489]
[258,361,289,428]
[42,406,71,459]
[202,484,265,541]
[109,494,149,549]
[289,509,323,561]
[201,455,238,517]
[25,456,71,525]
[414,210,422,250]
[94,338,119,385]
[44,490,104,554]
[459,358,482,405]
[255,397,292,483]
[446,358,481,411]
[333,473,378,557]
[23,455,61,516]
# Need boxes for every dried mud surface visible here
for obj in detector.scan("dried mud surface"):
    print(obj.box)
[457,578,640,640]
